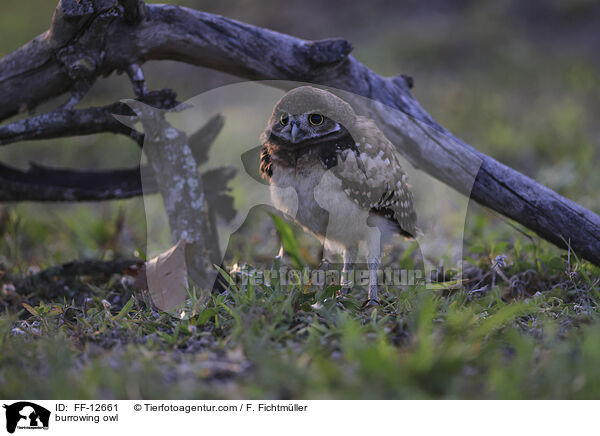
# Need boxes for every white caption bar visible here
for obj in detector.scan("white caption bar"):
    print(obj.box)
[1,400,597,435]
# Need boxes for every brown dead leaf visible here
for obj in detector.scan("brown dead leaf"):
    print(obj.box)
[135,239,189,312]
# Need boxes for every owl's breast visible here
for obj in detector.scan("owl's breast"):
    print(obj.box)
[267,150,374,252]
[268,152,330,238]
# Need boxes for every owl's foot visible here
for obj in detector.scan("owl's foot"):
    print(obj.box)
[362,298,381,308]
[363,284,381,307]
[339,274,355,296]
[319,258,332,270]
[338,286,351,297]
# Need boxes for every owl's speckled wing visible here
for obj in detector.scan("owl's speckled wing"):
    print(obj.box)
[331,116,419,238]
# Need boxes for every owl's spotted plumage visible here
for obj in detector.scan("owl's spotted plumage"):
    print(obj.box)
[260,86,418,303]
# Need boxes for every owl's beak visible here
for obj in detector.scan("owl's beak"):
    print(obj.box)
[291,122,300,143]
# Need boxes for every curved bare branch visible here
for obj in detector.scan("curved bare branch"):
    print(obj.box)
[0,0,598,266]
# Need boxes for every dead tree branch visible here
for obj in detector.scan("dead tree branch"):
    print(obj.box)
[0,90,177,146]
[0,162,236,218]
[0,0,599,266]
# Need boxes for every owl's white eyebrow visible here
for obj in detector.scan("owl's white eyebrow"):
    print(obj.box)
[328,122,341,132]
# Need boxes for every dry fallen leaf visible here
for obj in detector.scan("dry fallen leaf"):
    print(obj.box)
[135,239,189,312]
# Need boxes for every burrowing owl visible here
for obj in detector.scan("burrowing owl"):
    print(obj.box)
[259,86,418,304]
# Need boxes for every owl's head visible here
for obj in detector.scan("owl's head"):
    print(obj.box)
[264,86,356,147]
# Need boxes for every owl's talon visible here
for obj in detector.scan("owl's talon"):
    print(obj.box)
[338,285,352,296]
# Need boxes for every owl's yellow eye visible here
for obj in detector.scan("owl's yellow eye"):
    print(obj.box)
[280,114,289,126]
[308,113,324,126]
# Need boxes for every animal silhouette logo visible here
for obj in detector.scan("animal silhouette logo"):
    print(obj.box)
[3,402,50,433]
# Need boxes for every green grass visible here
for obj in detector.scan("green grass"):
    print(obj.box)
[1,221,599,399]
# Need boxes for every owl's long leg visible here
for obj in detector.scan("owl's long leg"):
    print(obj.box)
[366,228,382,305]
[367,252,381,304]
[341,244,358,293]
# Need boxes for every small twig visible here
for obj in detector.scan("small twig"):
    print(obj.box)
[26,258,143,282]
[59,77,97,111]
[188,114,225,164]
[126,63,148,97]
